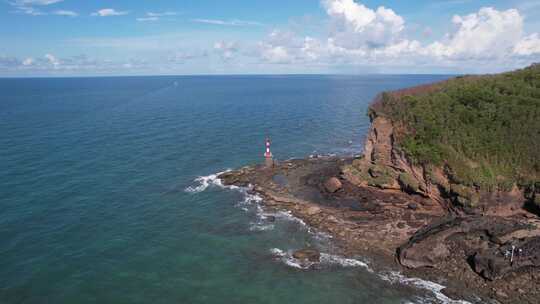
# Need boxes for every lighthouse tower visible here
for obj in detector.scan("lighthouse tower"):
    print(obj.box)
[264,137,273,168]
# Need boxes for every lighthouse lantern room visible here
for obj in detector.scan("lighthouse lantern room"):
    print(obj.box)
[264,138,273,168]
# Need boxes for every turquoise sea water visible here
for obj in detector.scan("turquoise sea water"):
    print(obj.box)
[1,75,455,304]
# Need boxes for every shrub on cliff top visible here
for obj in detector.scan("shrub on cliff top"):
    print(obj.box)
[374,64,540,191]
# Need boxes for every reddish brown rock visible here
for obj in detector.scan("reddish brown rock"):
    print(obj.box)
[324,177,342,193]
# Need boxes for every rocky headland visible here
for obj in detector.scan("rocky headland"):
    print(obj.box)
[219,64,540,303]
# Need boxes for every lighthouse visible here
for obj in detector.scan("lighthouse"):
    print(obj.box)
[264,137,273,168]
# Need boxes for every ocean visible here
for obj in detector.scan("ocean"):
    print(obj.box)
[0,75,458,304]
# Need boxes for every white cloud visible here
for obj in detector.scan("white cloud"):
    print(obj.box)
[45,53,60,67]
[214,41,239,60]
[22,57,34,65]
[427,7,523,58]
[13,0,63,5]
[192,19,262,26]
[261,46,291,64]
[3,1,540,75]
[91,8,129,17]
[53,10,78,17]
[322,0,405,49]
[10,0,63,15]
[514,33,540,56]
[251,2,540,72]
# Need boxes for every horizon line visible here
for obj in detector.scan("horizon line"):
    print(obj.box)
[0,72,464,79]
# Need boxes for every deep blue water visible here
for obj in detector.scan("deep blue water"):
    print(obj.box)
[1,75,453,304]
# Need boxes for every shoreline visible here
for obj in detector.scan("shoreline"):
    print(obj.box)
[186,161,472,304]
[215,156,540,304]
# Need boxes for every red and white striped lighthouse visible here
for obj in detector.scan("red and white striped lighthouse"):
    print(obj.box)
[264,137,273,167]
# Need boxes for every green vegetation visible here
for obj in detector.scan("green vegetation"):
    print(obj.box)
[342,162,397,189]
[376,64,540,191]
[398,172,420,193]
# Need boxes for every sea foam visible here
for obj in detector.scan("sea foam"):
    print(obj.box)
[380,271,472,304]
[187,171,472,304]
[269,248,371,270]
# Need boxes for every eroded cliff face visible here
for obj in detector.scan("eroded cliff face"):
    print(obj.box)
[342,110,527,217]
[339,107,540,303]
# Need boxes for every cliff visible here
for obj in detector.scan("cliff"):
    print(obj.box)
[343,64,540,216]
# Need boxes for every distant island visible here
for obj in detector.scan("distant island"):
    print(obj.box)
[219,64,540,303]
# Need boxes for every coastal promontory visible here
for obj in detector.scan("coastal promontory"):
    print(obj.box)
[220,64,540,303]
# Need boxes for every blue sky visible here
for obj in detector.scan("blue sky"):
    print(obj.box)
[1,0,540,76]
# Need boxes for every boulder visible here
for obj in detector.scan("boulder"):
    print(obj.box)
[324,177,342,193]
[293,248,321,262]
[306,206,321,216]
[473,237,540,280]
[398,216,540,282]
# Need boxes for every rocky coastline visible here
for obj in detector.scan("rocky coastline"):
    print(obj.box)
[218,107,540,303]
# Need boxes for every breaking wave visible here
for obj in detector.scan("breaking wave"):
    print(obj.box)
[381,271,472,304]
[187,171,472,304]
[269,248,371,270]
[184,171,228,193]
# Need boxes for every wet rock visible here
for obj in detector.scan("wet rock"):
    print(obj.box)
[408,203,418,210]
[272,174,288,188]
[219,170,251,187]
[324,177,342,193]
[473,237,540,280]
[293,248,320,262]
[399,215,540,287]
[495,290,508,298]
[266,216,276,222]
[306,206,321,216]
[349,201,382,213]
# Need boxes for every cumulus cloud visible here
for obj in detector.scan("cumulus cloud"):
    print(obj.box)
[426,7,523,59]
[322,0,405,49]
[91,9,129,17]
[4,0,540,75]
[252,1,540,71]
[514,33,540,56]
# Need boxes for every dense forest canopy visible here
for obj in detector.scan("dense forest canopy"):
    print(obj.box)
[375,64,540,191]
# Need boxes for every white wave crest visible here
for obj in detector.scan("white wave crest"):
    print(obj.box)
[184,171,227,193]
[380,271,472,304]
[274,210,307,226]
[320,253,371,269]
[269,248,370,270]
[249,221,275,231]
[184,170,247,193]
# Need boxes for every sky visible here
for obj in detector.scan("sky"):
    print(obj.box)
[1,0,540,76]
